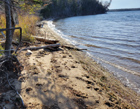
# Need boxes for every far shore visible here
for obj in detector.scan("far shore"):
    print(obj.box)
[109,8,140,12]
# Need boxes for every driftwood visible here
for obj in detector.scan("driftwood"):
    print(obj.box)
[33,36,59,44]
[20,43,60,51]
[61,45,87,51]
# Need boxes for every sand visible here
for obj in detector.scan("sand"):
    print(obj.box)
[0,20,140,109]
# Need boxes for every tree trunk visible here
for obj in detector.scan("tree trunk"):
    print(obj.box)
[11,0,19,37]
[5,0,12,56]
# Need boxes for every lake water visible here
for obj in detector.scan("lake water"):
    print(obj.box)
[48,11,140,93]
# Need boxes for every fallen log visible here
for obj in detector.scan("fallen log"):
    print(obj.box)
[20,43,60,51]
[61,45,87,51]
[33,36,59,44]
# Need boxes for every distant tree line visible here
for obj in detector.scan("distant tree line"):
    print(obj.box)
[40,0,108,18]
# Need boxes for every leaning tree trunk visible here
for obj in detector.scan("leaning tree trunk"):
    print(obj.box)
[5,0,12,56]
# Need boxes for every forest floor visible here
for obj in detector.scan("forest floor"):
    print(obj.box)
[0,20,140,109]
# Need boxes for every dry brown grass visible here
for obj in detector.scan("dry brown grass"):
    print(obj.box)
[0,14,39,42]
[0,14,6,35]
[15,14,39,42]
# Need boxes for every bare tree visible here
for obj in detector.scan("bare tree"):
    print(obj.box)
[5,0,12,56]
[2,0,19,56]
[11,1,19,37]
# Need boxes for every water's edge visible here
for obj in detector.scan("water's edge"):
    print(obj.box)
[47,19,140,94]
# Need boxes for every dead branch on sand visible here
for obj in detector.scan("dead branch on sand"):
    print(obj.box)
[19,43,60,51]
[33,36,59,44]
[61,45,87,51]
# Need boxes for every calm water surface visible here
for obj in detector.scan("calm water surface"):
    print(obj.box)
[48,11,140,93]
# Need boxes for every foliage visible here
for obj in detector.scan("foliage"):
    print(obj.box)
[18,0,51,14]
[40,0,108,18]
[0,14,6,35]
[0,0,40,43]
[0,44,4,56]
[14,14,39,42]
[19,3,41,14]
[0,14,39,43]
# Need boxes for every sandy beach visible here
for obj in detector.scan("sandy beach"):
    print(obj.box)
[1,20,140,109]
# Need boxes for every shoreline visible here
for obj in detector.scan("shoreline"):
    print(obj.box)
[40,20,140,108]
[1,20,139,108]
[47,19,140,94]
